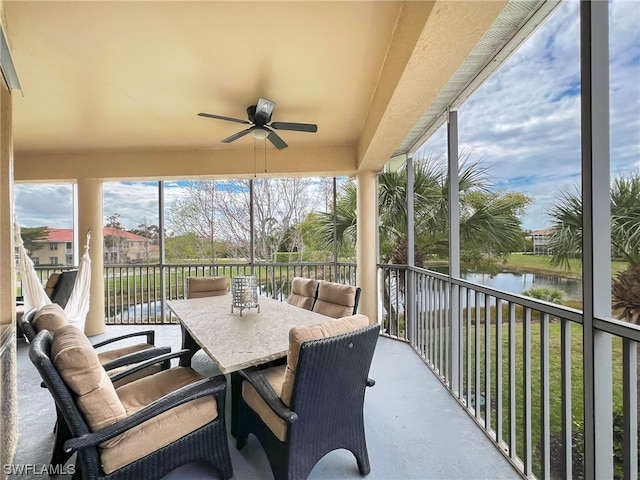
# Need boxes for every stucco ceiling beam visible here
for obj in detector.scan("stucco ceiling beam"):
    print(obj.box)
[14,144,357,182]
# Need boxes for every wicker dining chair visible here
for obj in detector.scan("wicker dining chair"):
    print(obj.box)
[29,327,233,480]
[16,269,78,341]
[21,306,171,467]
[235,314,379,480]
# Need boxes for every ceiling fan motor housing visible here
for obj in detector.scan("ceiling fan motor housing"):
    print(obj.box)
[247,105,271,125]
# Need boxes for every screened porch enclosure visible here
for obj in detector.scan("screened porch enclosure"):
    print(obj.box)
[10,1,640,479]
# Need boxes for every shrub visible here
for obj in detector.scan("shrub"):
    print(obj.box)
[522,286,565,304]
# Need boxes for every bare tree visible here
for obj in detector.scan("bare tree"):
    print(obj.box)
[167,181,220,261]
[167,178,319,262]
[218,178,316,261]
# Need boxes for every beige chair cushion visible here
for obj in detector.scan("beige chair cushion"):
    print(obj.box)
[312,282,358,319]
[109,364,163,389]
[286,277,318,310]
[52,325,126,443]
[45,273,60,298]
[96,343,153,364]
[187,276,228,298]
[15,304,25,324]
[33,303,68,334]
[281,314,369,406]
[97,343,160,388]
[100,367,218,474]
[242,365,287,441]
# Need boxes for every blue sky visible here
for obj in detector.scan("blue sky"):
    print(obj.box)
[14,0,640,233]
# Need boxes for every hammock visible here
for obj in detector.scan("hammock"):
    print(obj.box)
[14,221,92,331]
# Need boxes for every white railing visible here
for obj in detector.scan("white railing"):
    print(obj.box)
[379,264,640,479]
[102,261,357,324]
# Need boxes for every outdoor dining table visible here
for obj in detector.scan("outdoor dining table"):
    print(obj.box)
[167,293,331,434]
[167,293,329,373]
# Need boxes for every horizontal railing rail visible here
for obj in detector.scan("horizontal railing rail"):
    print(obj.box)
[378,263,639,480]
[23,262,356,323]
[100,261,356,324]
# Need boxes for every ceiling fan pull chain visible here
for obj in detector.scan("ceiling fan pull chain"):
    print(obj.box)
[253,139,257,178]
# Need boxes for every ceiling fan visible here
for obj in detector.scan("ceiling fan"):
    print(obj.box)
[198,97,317,149]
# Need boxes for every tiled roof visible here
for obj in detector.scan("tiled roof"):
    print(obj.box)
[34,227,149,243]
[531,228,554,236]
[103,227,149,241]
[40,228,73,242]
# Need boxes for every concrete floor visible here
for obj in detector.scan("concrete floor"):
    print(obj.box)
[10,324,520,480]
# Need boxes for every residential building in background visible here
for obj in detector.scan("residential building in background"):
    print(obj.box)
[29,227,158,265]
[531,228,553,256]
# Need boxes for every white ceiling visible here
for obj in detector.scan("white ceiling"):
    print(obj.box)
[2,1,550,175]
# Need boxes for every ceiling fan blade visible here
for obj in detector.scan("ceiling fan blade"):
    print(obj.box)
[255,97,275,123]
[270,122,318,133]
[198,112,251,125]
[221,128,252,143]
[266,129,288,149]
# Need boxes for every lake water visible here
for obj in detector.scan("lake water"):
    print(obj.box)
[462,271,583,301]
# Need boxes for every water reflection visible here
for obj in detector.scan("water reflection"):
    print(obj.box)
[462,272,582,301]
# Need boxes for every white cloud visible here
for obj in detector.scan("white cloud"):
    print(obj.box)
[14,183,74,228]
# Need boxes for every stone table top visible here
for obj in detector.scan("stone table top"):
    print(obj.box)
[167,294,329,374]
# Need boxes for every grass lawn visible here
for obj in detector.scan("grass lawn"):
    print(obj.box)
[462,319,626,477]
[504,253,629,278]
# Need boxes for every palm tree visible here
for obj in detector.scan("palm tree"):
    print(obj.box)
[547,171,640,269]
[314,153,531,333]
[548,171,640,420]
[316,153,529,264]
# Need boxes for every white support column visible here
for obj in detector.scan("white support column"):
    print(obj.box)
[77,178,106,336]
[580,2,613,478]
[448,109,461,395]
[356,170,379,323]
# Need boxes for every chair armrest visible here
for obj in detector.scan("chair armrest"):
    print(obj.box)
[107,349,190,384]
[92,329,155,349]
[366,377,376,387]
[101,346,171,371]
[63,375,226,453]
[240,366,298,424]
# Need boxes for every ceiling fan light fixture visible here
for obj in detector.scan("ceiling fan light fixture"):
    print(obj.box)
[251,127,269,140]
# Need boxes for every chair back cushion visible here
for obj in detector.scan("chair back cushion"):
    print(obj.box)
[52,325,126,440]
[187,276,228,298]
[312,282,359,318]
[33,303,68,334]
[281,314,370,405]
[45,273,61,299]
[286,277,318,310]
